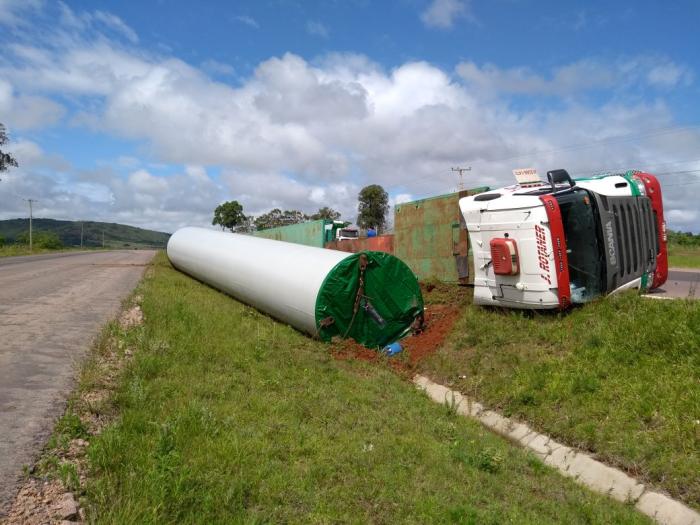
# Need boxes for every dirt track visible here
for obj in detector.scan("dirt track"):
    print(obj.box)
[0,250,155,515]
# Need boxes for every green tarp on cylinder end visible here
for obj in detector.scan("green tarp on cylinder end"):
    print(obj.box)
[315,251,424,348]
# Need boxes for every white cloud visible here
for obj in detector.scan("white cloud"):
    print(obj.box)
[0,0,43,27]
[53,2,138,43]
[201,59,236,76]
[456,57,694,96]
[0,144,225,232]
[234,15,259,29]
[0,79,65,129]
[306,20,329,38]
[646,62,694,88]
[93,10,139,43]
[666,208,698,226]
[420,0,470,29]
[0,3,698,233]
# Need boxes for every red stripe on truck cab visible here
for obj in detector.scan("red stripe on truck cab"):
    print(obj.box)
[539,195,571,309]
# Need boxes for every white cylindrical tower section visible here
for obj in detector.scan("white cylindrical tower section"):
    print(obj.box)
[167,227,351,335]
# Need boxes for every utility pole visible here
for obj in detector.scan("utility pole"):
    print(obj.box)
[24,198,37,252]
[451,166,472,191]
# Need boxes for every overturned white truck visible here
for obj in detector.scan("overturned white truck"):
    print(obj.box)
[459,169,668,309]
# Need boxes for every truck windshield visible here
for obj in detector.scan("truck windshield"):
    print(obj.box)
[555,189,605,303]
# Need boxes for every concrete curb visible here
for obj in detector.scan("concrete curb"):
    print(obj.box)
[642,295,676,301]
[414,375,700,525]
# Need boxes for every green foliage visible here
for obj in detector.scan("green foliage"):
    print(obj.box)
[310,206,341,221]
[82,253,646,524]
[421,289,700,509]
[357,184,389,232]
[667,229,700,246]
[253,208,308,231]
[0,235,4,247]
[212,200,247,232]
[0,122,19,173]
[16,230,63,249]
[0,218,169,248]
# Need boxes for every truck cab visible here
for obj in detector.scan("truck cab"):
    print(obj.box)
[459,169,668,309]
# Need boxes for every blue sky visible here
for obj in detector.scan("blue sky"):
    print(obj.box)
[1,0,699,232]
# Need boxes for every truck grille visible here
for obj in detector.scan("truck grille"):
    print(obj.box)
[610,196,656,286]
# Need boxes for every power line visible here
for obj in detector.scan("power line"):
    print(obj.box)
[397,123,700,188]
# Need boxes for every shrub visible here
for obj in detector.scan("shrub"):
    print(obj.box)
[15,230,64,249]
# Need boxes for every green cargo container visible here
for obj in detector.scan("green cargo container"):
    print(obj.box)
[253,219,346,248]
[394,187,488,283]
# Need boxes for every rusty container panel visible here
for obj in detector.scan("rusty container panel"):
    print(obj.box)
[325,239,358,253]
[325,235,394,254]
[365,234,394,253]
[394,188,487,283]
[253,220,327,248]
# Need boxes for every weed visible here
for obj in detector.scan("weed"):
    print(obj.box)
[58,462,80,492]
[81,252,648,523]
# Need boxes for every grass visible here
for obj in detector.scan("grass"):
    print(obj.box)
[419,290,700,510]
[80,252,647,524]
[0,244,145,257]
[0,244,68,257]
[668,243,700,269]
[0,245,101,257]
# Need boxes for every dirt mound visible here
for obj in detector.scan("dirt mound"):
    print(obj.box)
[331,302,461,375]
[402,304,460,365]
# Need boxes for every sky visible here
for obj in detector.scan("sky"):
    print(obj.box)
[1,0,699,233]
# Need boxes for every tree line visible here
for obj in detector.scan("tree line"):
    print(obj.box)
[213,184,389,233]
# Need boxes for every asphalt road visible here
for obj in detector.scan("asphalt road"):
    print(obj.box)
[646,268,700,299]
[0,250,155,515]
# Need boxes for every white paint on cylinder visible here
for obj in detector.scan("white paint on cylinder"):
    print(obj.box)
[167,227,352,335]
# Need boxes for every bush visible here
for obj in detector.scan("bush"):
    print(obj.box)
[15,230,64,249]
[667,230,700,247]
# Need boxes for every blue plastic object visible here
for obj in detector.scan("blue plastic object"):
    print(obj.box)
[367,228,377,238]
[383,341,402,356]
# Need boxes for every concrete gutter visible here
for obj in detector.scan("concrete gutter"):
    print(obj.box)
[414,375,700,525]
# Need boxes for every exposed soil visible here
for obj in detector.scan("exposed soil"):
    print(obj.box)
[332,282,466,375]
[401,304,460,366]
[2,479,75,525]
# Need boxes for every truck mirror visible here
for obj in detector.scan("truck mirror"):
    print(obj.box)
[547,169,575,190]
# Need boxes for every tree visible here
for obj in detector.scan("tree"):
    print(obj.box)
[310,207,341,221]
[212,200,246,232]
[0,123,19,175]
[254,209,308,231]
[357,184,389,232]
[16,231,63,249]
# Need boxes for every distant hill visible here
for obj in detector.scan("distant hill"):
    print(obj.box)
[0,218,170,248]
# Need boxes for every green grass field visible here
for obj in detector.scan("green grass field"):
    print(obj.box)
[0,245,82,257]
[668,243,700,269]
[0,245,152,257]
[77,253,647,524]
[419,291,700,510]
